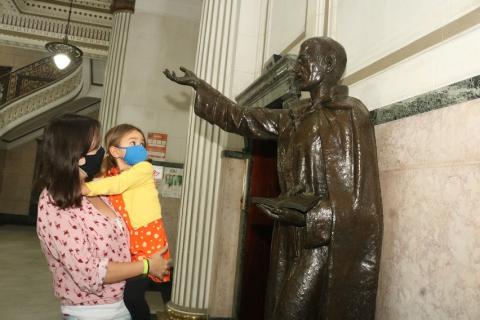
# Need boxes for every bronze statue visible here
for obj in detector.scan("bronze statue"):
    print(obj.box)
[164,37,383,320]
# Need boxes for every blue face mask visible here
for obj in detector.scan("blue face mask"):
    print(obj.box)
[120,145,148,165]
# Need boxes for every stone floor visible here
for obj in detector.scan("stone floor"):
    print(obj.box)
[0,224,166,320]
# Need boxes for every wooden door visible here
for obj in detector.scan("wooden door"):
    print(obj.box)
[238,139,280,320]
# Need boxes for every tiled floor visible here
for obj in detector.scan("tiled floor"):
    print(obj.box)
[0,224,166,319]
[0,224,60,319]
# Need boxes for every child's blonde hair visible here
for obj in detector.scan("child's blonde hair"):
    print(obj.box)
[102,124,147,174]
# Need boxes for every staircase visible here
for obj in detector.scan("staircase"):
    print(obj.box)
[0,54,100,143]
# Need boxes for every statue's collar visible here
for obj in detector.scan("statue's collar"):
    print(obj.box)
[309,85,349,105]
[330,85,348,98]
[288,84,352,122]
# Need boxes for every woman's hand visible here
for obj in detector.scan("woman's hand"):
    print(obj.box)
[148,245,172,278]
[163,66,201,89]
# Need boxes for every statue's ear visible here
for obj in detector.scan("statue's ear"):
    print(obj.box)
[323,55,336,74]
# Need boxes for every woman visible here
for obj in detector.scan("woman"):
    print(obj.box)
[36,114,170,320]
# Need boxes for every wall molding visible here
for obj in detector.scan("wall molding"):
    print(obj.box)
[0,0,112,58]
[343,6,480,86]
[371,75,480,125]
[3,0,112,26]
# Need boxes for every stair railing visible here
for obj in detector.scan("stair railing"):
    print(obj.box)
[0,55,82,109]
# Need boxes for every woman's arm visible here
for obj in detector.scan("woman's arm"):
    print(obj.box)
[104,247,171,284]
[37,195,170,293]
[104,261,144,284]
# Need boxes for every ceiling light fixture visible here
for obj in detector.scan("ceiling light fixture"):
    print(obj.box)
[45,0,83,70]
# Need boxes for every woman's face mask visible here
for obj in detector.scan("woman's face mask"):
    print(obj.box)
[79,147,105,179]
[119,145,148,166]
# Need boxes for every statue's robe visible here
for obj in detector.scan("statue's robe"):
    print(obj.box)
[194,82,383,320]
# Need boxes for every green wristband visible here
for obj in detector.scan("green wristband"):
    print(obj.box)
[142,259,149,276]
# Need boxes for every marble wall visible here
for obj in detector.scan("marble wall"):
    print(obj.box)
[374,98,480,319]
[208,157,247,317]
[324,4,480,316]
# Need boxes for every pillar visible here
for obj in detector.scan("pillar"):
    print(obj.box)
[99,0,134,131]
[166,0,240,318]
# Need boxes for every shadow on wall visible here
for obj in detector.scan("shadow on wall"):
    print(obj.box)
[164,92,192,111]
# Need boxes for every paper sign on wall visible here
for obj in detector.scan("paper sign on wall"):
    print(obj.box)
[161,167,183,198]
[152,165,164,191]
[147,132,168,161]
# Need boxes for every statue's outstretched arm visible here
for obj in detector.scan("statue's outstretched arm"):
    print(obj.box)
[164,66,201,89]
[164,66,284,140]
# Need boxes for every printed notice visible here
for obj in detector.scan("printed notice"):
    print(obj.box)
[152,165,164,191]
[147,132,168,161]
[161,167,183,198]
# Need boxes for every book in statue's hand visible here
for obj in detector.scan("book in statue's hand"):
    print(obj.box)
[251,194,322,213]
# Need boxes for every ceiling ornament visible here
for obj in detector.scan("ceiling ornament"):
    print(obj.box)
[0,0,112,58]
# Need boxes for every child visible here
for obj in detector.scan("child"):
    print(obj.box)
[82,124,171,320]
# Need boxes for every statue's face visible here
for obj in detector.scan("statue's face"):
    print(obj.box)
[294,44,324,90]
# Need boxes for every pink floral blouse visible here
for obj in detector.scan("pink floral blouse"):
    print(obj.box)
[36,189,131,306]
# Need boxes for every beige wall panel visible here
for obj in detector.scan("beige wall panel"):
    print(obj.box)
[375,98,480,319]
[265,0,307,58]
[333,0,480,75]
[117,5,201,163]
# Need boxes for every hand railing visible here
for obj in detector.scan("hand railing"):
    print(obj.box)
[0,55,82,109]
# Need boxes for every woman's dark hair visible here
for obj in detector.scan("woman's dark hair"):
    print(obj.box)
[38,113,100,209]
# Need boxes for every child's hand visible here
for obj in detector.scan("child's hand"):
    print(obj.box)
[148,245,172,278]
[81,184,91,195]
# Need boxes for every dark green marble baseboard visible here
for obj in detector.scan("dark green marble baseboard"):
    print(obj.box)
[222,150,250,159]
[370,75,480,125]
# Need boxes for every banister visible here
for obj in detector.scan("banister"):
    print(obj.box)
[0,55,82,109]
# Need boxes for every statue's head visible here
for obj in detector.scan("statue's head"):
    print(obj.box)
[294,37,347,91]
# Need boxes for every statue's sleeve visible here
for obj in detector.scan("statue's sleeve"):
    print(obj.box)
[194,81,284,139]
[304,200,333,248]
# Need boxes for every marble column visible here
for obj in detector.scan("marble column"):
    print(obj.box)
[99,0,134,131]
[166,0,240,319]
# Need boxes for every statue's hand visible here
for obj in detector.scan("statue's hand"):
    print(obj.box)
[257,204,306,227]
[163,66,201,89]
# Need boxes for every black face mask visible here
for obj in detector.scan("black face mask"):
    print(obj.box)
[79,147,105,180]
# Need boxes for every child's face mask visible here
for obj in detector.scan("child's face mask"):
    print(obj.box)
[119,145,148,166]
